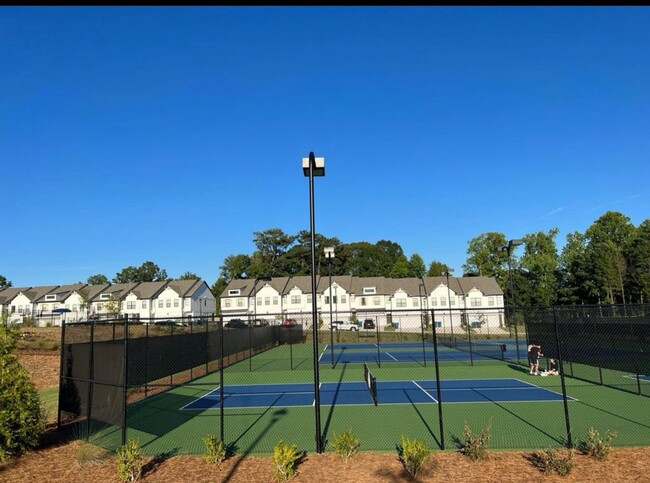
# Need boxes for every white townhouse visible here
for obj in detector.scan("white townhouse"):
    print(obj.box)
[0,279,216,325]
[220,275,506,332]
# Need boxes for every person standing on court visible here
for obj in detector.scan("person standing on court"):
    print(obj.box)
[528,342,542,375]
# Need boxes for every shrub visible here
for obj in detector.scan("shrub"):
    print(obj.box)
[76,440,108,467]
[330,428,360,462]
[580,427,617,461]
[460,421,491,461]
[203,434,227,465]
[398,435,431,478]
[0,325,45,462]
[538,448,575,476]
[116,439,144,482]
[272,440,301,482]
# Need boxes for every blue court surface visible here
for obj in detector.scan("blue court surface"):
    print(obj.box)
[181,378,573,410]
[319,341,528,364]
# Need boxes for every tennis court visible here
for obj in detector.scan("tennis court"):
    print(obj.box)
[320,340,528,363]
[181,377,572,410]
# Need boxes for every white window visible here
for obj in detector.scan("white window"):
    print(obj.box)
[341,295,346,303]
[325,296,330,304]
[127,301,136,310]
[373,297,380,306]
[174,299,179,307]
[450,297,456,306]
[257,297,262,306]
[100,294,110,300]
[45,294,56,301]
[237,298,244,307]
[273,296,278,305]
[265,297,270,306]
[307,295,312,303]
[360,297,367,306]
[431,297,438,306]
[158,300,163,308]
[73,304,78,311]
[228,289,240,296]
[184,299,189,307]
[142,301,148,309]
[440,297,447,307]
[291,295,301,304]
[224,300,231,308]
[471,297,482,307]
[413,298,419,307]
[363,287,376,295]
[488,296,495,307]
[18,306,23,314]
[396,299,407,308]
[166,299,171,308]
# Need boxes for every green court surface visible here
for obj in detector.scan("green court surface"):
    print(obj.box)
[85,341,650,456]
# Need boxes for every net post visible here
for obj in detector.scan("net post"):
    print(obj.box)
[431,309,445,450]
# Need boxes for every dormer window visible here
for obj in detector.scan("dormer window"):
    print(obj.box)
[228,289,241,296]
[100,294,111,300]
[45,295,57,301]
[362,287,376,295]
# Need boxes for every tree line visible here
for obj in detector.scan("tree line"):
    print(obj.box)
[1,210,648,308]
[211,211,650,308]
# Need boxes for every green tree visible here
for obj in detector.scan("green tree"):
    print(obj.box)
[624,219,650,303]
[178,271,199,280]
[105,295,121,317]
[389,255,410,278]
[340,242,390,277]
[520,228,560,306]
[211,277,228,313]
[585,212,635,304]
[558,231,591,304]
[407,253,427,278]
[252,228,296,277]
[87,274,108,285]
[113,261,168,283]
[0,325,44,461]
[463,232,509,286]
[0,276,12,290]
[427,260,451,277]
[220,254,251,281]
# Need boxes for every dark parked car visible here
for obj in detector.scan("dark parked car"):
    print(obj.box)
[282,319,298,327]
[225,319,248,328]
[363,319,375,330]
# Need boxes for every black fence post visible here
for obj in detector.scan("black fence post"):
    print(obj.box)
[431,310,445,450]
[56,319,67,431]
[86,321,95,441]
[553,307,572,448]
[512,307,521,365]
[420,310,427,367]
[219,314,224,443]
[122,314,129,447]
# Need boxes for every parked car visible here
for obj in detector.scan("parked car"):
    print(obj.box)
[363,319,375,330]
[282,319,298,327]
[329,320,358,331]
[252,318,270,327]
[225,319,248,329]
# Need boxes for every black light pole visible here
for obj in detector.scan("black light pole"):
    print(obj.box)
[324,246,335,368]
[303,152,325,453]
[497,239,524,363]
[444,269,454,342]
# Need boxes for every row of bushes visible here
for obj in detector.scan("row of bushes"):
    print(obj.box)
[104,423,617,482]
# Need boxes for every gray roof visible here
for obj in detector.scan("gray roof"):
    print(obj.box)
[83,284,111,302]
[458,276,503,296]
[167,279,204,297]
[284,275,320,295]
[36,283,88,303]
[0,287,32,305]
[23,285,60,303]
[103,283,139,300]
[130,281,168,299]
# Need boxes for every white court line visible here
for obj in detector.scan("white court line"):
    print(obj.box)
[412,380,438,402]
[383,352,399,361]
[179,386,221,410]
[513,378,577,400]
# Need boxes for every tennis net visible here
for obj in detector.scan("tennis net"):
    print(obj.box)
[363,362,378,406]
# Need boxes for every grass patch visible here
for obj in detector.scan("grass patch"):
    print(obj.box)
[39,386,58,421]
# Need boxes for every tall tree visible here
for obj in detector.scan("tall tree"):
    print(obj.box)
[113,261,168,283]
[178,272,199,280]
[585,211,635,304]
[252,228,296,276]
[520,228,560,306]
[339,242,389,277]
[87,274,108,285]
[624,219,650,303]
[463,232,509,286]
[558,231,590,304]
[407,253,427,278]
[220,254,251,281]
[427,261,450,277]
[389,255,410,278]
[0,276,12,290]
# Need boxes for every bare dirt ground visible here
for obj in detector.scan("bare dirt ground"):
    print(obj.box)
[5,328,650,482]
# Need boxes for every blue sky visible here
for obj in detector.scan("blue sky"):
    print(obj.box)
[2,7,649,288]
